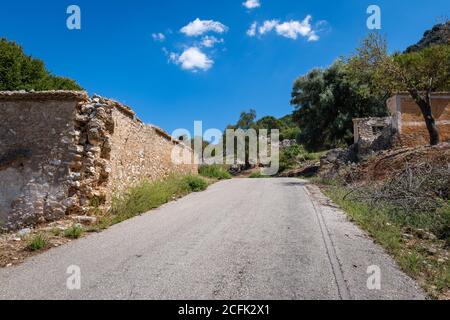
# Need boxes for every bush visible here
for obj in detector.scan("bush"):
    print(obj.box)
[0,38,82,91]
[279,145,321,172]
[108,175,209,226]
[183,175,208,192]
[325,185,450,298]
[26,233,47,251]
[249,172,265,179]
[199,165,232,180]
[64,225,84,239]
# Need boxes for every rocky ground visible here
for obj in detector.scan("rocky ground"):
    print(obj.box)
[0,216,97,268]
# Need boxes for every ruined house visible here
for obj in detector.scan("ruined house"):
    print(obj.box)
[0,91,197,230]
[353,93,450,157]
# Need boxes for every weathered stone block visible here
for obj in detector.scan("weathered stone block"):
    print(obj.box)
[0,91,197,230]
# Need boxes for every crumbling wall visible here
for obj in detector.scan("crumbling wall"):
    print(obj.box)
[352,117,394,158]
[107,108,196,194]
[0,91,197,230]
[387,93,450,147]
[0,91,88,229]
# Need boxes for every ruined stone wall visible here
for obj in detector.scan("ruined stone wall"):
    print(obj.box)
[0,91,197,230]
[106,102,197,195]
[352,117,394,158]
[0,91,88,229]
[387,93,450,147]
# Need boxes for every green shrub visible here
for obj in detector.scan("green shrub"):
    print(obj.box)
[64,225,84,239]
[279,145,324,173]
[0,38,83,91]
[26,233,47,251]
[249,172,264,178]
[183,175,209,192]
[325,185,450,298]
[199,165,232,180]
[109,175,209,226]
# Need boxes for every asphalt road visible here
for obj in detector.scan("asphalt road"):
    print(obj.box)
[0,178,426,300]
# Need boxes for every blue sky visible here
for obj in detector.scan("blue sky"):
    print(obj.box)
[1,0,449,134]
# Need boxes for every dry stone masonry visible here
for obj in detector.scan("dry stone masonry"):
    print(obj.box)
[0,91,197,230]
[353,93,450,158]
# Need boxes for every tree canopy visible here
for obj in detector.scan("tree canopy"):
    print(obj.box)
[291,60,387,151]
[0,38,82,91]
[226,110,300,141]
[347,32,450,145]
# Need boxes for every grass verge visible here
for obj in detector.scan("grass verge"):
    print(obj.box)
[249,172,265,178]
[323,185,450,299]
[90,174,210,231]
[64,225,84,239]
[26,233,47,252]
[199,165,232,180]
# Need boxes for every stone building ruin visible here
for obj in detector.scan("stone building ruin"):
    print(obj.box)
[0,91,197,230]
[353,93,450,157]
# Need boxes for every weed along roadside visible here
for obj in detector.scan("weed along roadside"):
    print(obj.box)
[316,179,450,300]
[0,174,215,268]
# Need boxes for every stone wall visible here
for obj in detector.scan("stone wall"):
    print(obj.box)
[0,91,197,230]
[352,117,394,158]
[387,93,450,147]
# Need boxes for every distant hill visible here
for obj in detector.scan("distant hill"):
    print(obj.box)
[405,21,450,53]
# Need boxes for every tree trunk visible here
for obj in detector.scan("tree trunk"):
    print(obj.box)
[408,90,440,146]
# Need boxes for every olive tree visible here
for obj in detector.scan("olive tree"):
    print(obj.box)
[348,33,450,145]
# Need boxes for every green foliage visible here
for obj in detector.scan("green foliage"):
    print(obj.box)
[0,38,82,91]
[435,202,450,243]
[325,186,450,298]
[291,60,387,152]
[249,172,265,178]
[64,225,84,239]
[405,21,450,53]
[26,233,47,251]
[227,111,300,141]
[280,145,303,171]
[236,109,257,130]
[199,165,232,180]
[183,175,209,192]
[222,109,302,168]
[347,33,450,145]
[279,145,321,172]
[391,45,450,93]
[280,126,301,141]
[108,175,209,226]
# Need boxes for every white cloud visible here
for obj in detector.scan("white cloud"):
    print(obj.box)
[169,47,213,72]
[180,18,228,37]
[247,22,258,37]
[243,0,261,9]
[259,20,279,35]
[275,16,316,40]
[247,16,321,41]
[152,33,166,42]
[201,36,223,48]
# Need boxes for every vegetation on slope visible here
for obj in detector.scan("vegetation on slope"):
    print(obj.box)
[317,146,450,299]
[199,165,232,180]
[405,21,450,53]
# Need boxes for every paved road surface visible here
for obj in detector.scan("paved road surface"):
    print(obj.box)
[0,178,425,300]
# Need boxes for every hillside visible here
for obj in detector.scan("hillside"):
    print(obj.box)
[405,21,450,53]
